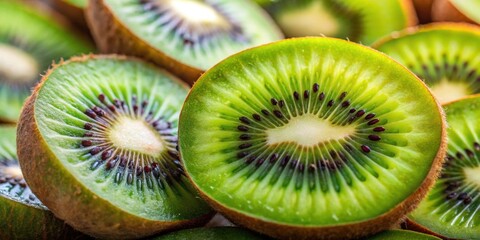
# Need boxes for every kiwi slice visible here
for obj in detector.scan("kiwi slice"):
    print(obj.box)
[406,95,480,239]
[179,38,446,239]
[0,126,89,239]
[364,230,440,240]
[0,0,93,123]
[373,23,480,104]
[259,0,417,45]
[152,227,269,240]
[17,55,213,239]
[86,0,283,84]
[432,0,480,24]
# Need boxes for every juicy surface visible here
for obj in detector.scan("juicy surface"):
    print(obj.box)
[103,0,282,70]
[374,24,480,104]
[0,0,93,122]
[153,227,268,240]
[264,0,413,44]
[33,57,211,221]
[365,230,440,240]
[180,38,443,226]
[409,96,480,239]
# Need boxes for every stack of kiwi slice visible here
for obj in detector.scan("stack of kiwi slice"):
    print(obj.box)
[86,0,283,84]
[6,0,480,239]
[17,55,213,239]
[0,0,93,123]
[373,23,480,104]
[257,0,417,45]
[179,38,446,239]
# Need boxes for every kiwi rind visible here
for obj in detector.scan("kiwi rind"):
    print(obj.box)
[85,0,283,85]
[179,37,447,240]
[52,0,89,30]
[405,94,480,239]
[17,54,214,239]
[151,227,270,240]
[411,0,434,24]
[0,126,89,240]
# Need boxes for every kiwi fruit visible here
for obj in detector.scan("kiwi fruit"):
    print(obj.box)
[0,0,93,123]
[373,23,480,104]
[85,0,283,85]
[178,37,447,239]
[17,55,213,239]
[432,0,480,24]
[405,95,480,239]
[364,229,440,240]
[52,0,89,30]
[152,227,269,240]
[0,126,89,240]
[258,0,417,45]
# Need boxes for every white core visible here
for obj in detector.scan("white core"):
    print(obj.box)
[464,166,480,187]
[108,117,165,157]
[0,44,38,84]
[167,0,228,26]
[266,114,355,147]
[430,79,470,104]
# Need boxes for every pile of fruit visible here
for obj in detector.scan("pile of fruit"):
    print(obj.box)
[1,0,479,239]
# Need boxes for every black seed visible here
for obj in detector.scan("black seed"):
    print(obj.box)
[239,143,252,149]
[101,150,112,160]
[456,152,464,159]
[474,142,480,151]
[319,92,325,101]
[237,152,248,158]
[330,151,337,159]
[446,192,457,200]
[85,109,97,119]
[168,150,178,158]
[280,155,290,167]
[361,145,371,153]
[246,155,255,164]
[239,116,250,124]
[298,163,305,172]
[133,105,139,113]
[142,100,148,108]
[368,135,381,141]
[308,164,316,172]
[136,166,143,176]
[175,145,179,151]
[239,134,251,140]
[252,114,261,121]
[368,119,379,125]
[106,159,115,170]
[339,92,347,99]
[327,100,334,107]
[81,140,92,147]
[84,132,93,137]
[365,113,375,120]
[373,127,385,132]
[237,125,249,131]
[261,109,270,116]
[90,147,101,155]
[356,110,365,117]
[98,94,106,103]
[463,197,472,205]
[84,123,93,130]
[293,91,299,100]
[279,100,285,108]
[273,110,283,118]
[342,101,350,107]
[466,149,474,158]
[304,90,309,99]
[93,106,104,117]
[289,159,298,169]
[29,195,35,201]
[270,153,278,163]
[113,99,121,107]
[458,192,468,200]
[349,108,356,113]
[144,165,151,173]
[18,180,26,188]
[313,83,319,92]
[256,158,265,167]
[271,98,278,105]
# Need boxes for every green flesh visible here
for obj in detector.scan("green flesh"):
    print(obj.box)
[365,230,440,240]
[374,24,480,104]
[103,0,282,70]
[0,126,43,208]
[34,57,211,221]
[450,0,480,23]
[409,96,480,239]
[0,0,93,123]
[263,0,412,45]
[153,227,269,240]
[179,38,443,226]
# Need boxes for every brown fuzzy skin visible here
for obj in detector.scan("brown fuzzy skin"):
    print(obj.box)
[85,0,202,85]
[403,219,450,240]
[181,40,448,239]
[52,0,90,32]
[431,0,476,24]
[411,0,434,23]
[16,54,213,239]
